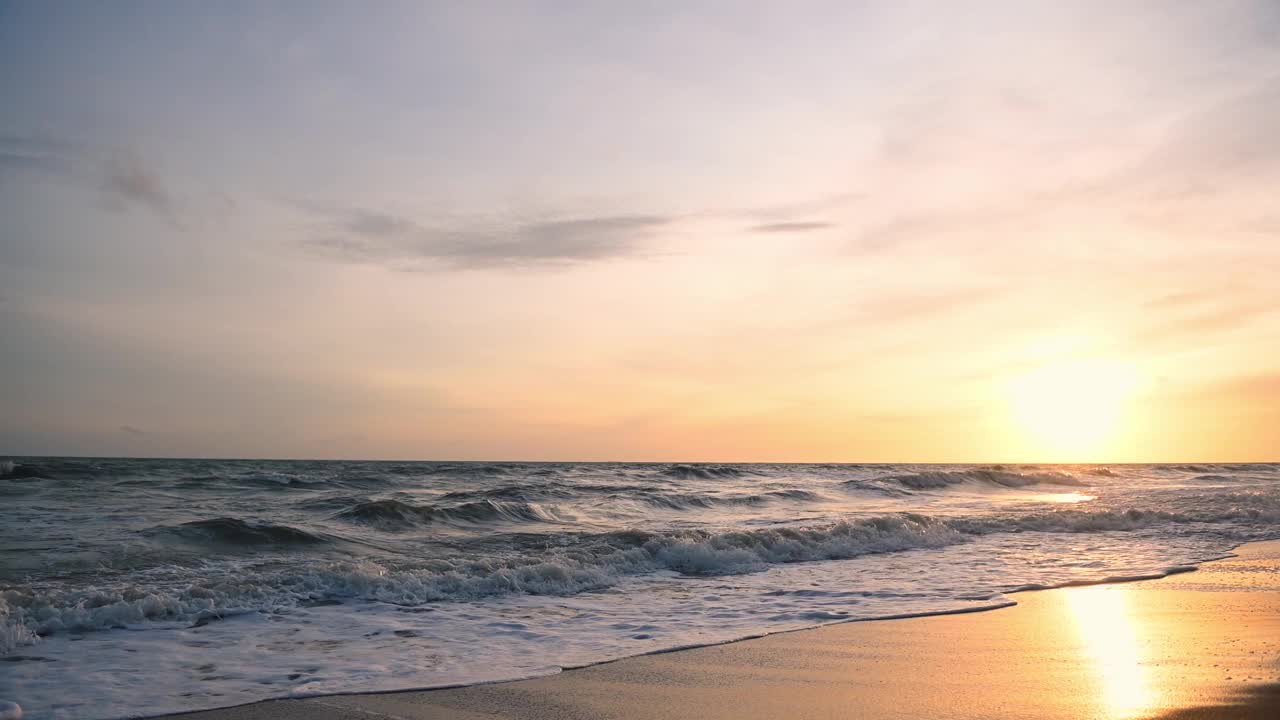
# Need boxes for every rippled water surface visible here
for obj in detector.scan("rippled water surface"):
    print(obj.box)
[2,458,1278,719]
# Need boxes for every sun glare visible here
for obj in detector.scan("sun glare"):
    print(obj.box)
[1066,586,1157,719]
[1006,356,1141,461]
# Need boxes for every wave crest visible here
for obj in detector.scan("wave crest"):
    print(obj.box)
[0,461,52,481]
[334,499,568,529]
[868,469,1085,491]
[659,465,754,480]
[8,494,1279,654]
[144,518,328,546]
[640,489,822,510]
[2,513,964,647]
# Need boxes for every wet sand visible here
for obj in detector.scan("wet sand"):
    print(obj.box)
[168,540,1280,720]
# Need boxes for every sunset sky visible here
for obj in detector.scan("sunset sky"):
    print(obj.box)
[1,1,1277,462]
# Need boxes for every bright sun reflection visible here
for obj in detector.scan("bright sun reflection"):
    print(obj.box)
[1007,357,1141,461]
[1065,586,1156,719]
[1039,492,1097,504]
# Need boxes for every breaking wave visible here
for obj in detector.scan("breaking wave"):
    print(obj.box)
[437,482,664,502]
[0,461,51,481]
[13,495,1278,654]
[867,469,1086,491]
[3,514,963,648]
[334,499,569,529]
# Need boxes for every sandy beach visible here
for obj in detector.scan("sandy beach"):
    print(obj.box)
[162,539,1280,720]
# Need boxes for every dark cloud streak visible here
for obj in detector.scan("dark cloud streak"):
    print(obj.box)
[102,158,179,223]
[308,210,672,269]
[1,135,186,223]
[747,221,834,234]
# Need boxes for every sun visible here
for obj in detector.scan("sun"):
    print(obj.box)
[1005,356,1142,462]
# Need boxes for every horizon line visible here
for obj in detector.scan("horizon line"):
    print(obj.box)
[4,453,1276,465]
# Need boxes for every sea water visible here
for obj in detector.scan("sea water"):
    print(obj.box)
[2,459,1278,719]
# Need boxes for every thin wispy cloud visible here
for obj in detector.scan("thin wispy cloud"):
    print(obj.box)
[1162,371,1280,406]
[2,135,187,224]
[307,210,673,269]
[747,221,834,234]
[0,135,79,177]
[1132,299,1278,349]
[1078,73,1280,209]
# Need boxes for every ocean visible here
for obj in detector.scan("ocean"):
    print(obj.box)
[2,458,1278,719]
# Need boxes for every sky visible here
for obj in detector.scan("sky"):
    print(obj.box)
[1,0,1278,462]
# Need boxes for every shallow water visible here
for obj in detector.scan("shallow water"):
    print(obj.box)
[2,459,1278,719]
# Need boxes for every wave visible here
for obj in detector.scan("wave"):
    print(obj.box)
[334,499,568,530]
[639,489,822,510]
[2,514,963,648]
[439,481,594,502]
[8,494,1279,653]
[230,473,325,488]
[1167,463,1275,473]
[1006,565,1200,592]
[228,472,390,490]
[958,498,1280,534]
[402,462,524,478]
[659,464,756,480]
[629,514,962,575]
[438,483,573,502]
[143,518,329,546]
[0,458,116,481]
[866,469,1086,491]
[0,461,52,481]
[439,482,683,503]
[1189,474,1237,483]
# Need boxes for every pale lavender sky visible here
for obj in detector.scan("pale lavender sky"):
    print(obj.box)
[2,1,1278,461]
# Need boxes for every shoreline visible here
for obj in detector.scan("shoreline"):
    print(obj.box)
[153,538,1280,720]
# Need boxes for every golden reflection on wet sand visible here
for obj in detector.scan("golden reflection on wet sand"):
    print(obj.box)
[1066,585,1157,719]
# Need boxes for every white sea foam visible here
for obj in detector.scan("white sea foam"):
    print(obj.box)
[2,514,969,646]
[5,500,1279,655]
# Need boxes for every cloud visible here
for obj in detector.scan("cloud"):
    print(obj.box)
[1159,371,1280,409]
[1158,73,1280,181]
[1215,373,1280,402]
[1061,73,1280,215]
[341,209,415,237]
[1133,299,1277,348]
[1143,290,1215,309]
[307,209,673,269]
[0,136,80,177]
[747,221,834,234]
[102,157,178,223]
[849,206,1023,253]
[1,135,187,223]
